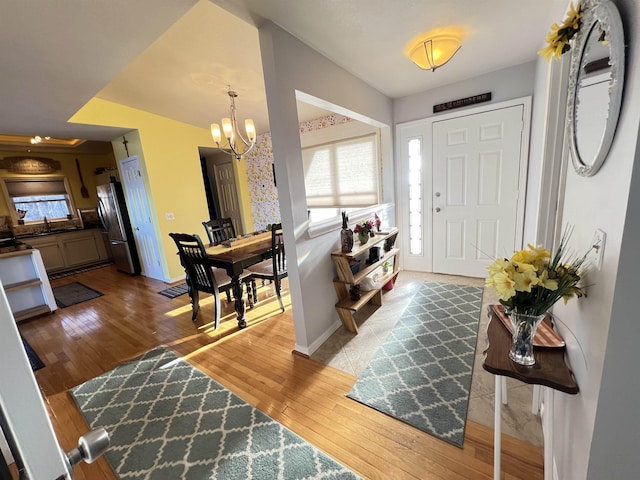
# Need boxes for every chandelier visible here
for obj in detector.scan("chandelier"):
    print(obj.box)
[210,88,257,160]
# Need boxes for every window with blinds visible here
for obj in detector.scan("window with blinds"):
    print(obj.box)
[302,133,380,209]
[1,177,75,223]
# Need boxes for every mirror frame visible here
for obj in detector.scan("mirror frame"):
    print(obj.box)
[567,0,625,177]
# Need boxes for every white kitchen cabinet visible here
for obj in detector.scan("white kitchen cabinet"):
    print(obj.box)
[0,249,56,322]
[61,230,101,267]
[22,229,111,273]
[27,237,66,271]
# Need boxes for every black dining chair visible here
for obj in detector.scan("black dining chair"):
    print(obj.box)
[202,218,236,246]
[201,218,238,303]
[246,223,288,312]
[169,232,254,329]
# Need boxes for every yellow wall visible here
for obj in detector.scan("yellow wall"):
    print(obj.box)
[0,150,117,216]
[71,98,225,281]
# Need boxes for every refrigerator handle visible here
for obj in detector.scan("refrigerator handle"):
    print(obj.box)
[97,199,110,231]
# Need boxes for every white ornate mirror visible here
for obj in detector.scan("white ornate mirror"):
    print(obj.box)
[567,0,625,177]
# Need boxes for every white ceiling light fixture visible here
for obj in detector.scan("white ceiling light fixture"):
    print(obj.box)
[28,136,51,145]
[409,34,462,72]
[210,87,257,160]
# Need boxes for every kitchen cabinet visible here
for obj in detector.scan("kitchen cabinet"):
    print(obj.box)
[330,228,400,333]
[0,249,56,322]
[29,237,65,271]
[22,229,111,273]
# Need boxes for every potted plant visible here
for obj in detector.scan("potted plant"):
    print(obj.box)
[381,261,391,274]
[353,220,374,245]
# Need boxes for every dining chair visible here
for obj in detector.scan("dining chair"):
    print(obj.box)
[169,232,254,328]
[246,223,288,312]
[202,218,236,246]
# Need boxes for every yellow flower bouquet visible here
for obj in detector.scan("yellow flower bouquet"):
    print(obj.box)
[486,230,588,317]
[538,2,583,61]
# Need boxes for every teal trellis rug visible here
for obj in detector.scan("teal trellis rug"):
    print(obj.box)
[70,346,359,480]
[346,281,483,448]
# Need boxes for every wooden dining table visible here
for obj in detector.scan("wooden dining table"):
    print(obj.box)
[204,231,273,328]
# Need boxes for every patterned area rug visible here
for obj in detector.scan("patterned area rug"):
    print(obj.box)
[70,346,359,480]
[53,281,103,308]
[158,283,188,299]
[346,281,483,448]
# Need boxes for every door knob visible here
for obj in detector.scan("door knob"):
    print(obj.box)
[66,428,110,467]
[435,192,441,197]
[135,226,140,231]
[435,207,441,213]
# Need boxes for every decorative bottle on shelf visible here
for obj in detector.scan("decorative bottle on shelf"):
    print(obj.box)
[340,211,354,253]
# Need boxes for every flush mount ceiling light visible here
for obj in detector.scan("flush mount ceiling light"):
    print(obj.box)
[29,135,52,144]
[408,34,462,72]
[210,87,256,160]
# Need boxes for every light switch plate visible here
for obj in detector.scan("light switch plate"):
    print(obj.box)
[589,229,606,270]
[165,212,175,221]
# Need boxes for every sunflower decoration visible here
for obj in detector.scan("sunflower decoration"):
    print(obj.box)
[538,2,583,61]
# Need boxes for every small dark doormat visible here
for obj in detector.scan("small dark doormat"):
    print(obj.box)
[158,282,188,298]
[48,261,114,280]
[53,282,103,308]
[21,335,44,371]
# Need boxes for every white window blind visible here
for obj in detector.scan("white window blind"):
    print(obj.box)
[1,177,74,223]
[302,133,379,208]
[5,179,67,196]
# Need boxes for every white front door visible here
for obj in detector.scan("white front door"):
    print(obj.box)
[432,105,524,277]
[213,162,242,235]
[119,156,164,280]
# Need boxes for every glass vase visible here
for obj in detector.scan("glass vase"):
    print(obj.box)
[507,311,546,366]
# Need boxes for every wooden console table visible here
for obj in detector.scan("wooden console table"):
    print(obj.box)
[330,228,399,333]
[482,306,578,480]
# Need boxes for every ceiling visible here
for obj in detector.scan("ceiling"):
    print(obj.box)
[0,0,569,152]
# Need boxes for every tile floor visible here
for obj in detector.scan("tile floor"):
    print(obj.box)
[311,270,544,447]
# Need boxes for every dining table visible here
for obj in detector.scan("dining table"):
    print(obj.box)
[204,231,273,328]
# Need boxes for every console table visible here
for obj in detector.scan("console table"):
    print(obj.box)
[330,228,399,333]
[482,306,578,480]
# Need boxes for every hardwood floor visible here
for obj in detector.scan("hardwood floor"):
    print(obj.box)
[19,265,543,479]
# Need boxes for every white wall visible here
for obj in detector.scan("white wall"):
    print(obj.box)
[258,22,394,353]
[393,61,537,125]
[526,54,571,248]
[587,121,640,478]
[551,0,640,478]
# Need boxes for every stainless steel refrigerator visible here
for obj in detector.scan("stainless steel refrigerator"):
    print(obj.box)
[97,180,141,275]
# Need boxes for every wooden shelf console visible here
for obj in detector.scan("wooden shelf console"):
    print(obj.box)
[331,228,400,333]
